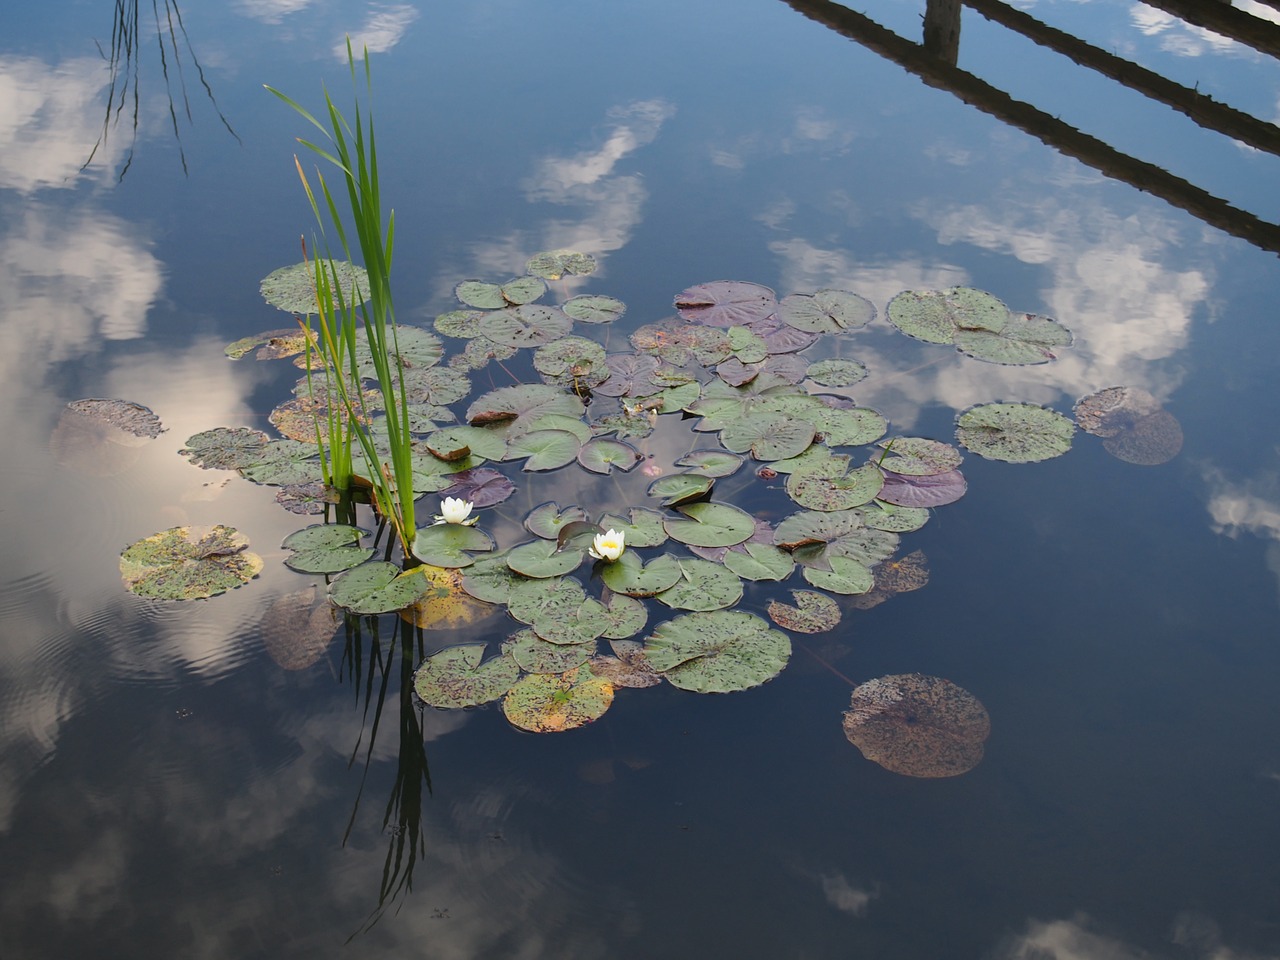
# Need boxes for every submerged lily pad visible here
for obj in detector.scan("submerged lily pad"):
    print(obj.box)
[413,644,521,708]
[1101,409,1183,466]
[120,525,263,600]
[260,587,340,670]
[399,565,497,630]
[956,402,1075,463]
[503,666,615,733]
[261,260,369,314]
[589,639,662,688]
[843,673,990,778]
[644,610,791,693]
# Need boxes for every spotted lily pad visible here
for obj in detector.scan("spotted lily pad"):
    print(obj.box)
[589,639,662,687]
[644,610,791,693]
[507,575,586,625]
[502,628,594,673]
[413,644,521,708]
[533,597,613,645]
[525,249,598,280]
[261,260,369,314]
[534,335,609,386]
[599,592,648,639]
[329,561,430,614]
[180,427,270,470]
[842,673,990,777]
[655,558,744,611]
[801,555,874,594]
[596,508,670,548]
[282,523,374,573]
[806,358,869,387]
[120,525,263,600]
[599,551,683,597]
[562,295,626,325]
[956,402,1075,463]
[722,543,795,581]
[767,590,841,633]
[886,287,1008,344]
[502,666,615,733]
[786,462,884,511]
[874,437,963,476]
[479,305,573,347]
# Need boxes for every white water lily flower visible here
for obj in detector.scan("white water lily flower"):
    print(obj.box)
[589,528,626,562]
[434,497,478,525]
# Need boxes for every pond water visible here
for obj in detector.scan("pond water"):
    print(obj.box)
[3,1,1280,957]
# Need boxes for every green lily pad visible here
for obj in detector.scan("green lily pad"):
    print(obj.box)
[504,429,582,471]
[874,437,963,475]
[455,280,507,309]
[644,610,791,693]
[467,383,585,429]
[727,325,769,364]
[578,437,641,475]
[767,590,841,633]
[655,558,744,611]
[859,501,931,533]
[719,412,815,462]
[328,560,430,614]
[774,510,900,567]
[723,542,795,581]
[596,508,669,548]
[806,358,869,387]
[786,462,884,511]
[954,312,1072,365]
[507,576,586,625]
[120,525,263,600]
[411,523,496,568]
[807,406,888,447]
[502,666,615,733]
[956,402,1075,463]
[647,473,713,506]
[282,523,374,574]
[779,289,875,333]
[502,628,594,673]
[525,250,598,280]
[434,308,486,339]
[599,551,683,597]
[460,552,522,603]
[261,260,369,314]
[506,538,585,578]
[599,592,648,639]
[886,287,1009,344]
[500,275,547,305]
[524,502,590,540]
[479,304,573,348]
[533,597,612,645]
[663,502,756,548]
[675,450,744,478]
[238,439,324,486]
[534,335,608,386]
[424,425,508,461]
[801,555,874,594]
[413,643,521,708]
[562,294,626,325]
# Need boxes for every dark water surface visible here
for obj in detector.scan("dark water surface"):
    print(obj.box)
[3,1,1280,957]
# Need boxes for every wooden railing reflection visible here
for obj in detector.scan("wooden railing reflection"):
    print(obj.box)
[781,0,1280,255]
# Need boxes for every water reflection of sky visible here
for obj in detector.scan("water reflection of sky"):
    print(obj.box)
[2,1,1280,957]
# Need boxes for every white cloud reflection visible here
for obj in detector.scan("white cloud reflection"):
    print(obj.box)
[337,3,420,59]
[993,912,1280,960]
[0,56,124,191]
[1130,2,1280,57]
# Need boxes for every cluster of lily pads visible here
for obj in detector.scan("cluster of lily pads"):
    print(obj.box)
[93,259,1180,773]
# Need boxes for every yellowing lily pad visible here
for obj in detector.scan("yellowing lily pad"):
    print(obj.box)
[399,564,497,630]
[120,525,263,600]
[502,666,615,733]
[767,590,841,633]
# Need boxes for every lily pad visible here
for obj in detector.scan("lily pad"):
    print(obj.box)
[719,412,816,462]
[874,437,962,476]
[238,438,324,486]
[455,280,507,309]
[647,473,713,507]
[664,502,756,548]
[805,358,869,387]
[675,281,778,328]
[260,587,340,670]
[599,592,648,639]
[120,525,263,600]
[328,560,430,614]
[261,260,369,314]
[504,429,582,471]
[801,555,874,594]
[599,551,683,597]
[506,538,585,579]
[842,673,990,778]
[722,543,795,581]
[525,249,598,280]
[282,523,374,573]
[479,304,573,348]
[534,335,609,386]
[460,552,524,603]
[644,610,791,693]
[467,383,585,429]
[956,402,1075,463]
[877,468,967,508]
[524,502,590,540]
[675,449,745,478]
[503,666,615,733]
[413,644,521,708]
[507,575,586,625]
[779,290,875,333]
[434,308,486,339]
[503,628,594,673]
[399,565,497,630]
[412,523,496,568]
[596,507,670,548]
[578,437,641,475]
[954,312,1073,365]
[786,462,884,512]
[562,294,626,325]
[886,287,1008,344]
[439,467,517,507]
[180,427,270,471]
[589,639,662,688]
[655,558,744,611]
[533,597,613,645]
[767,590,841,633]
